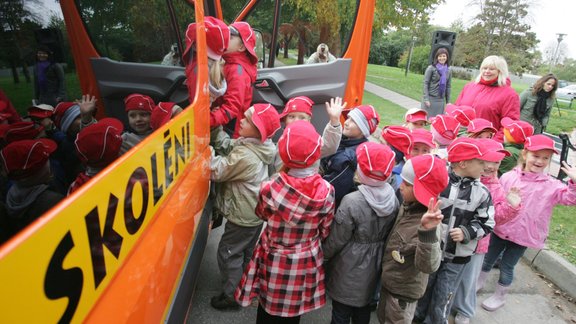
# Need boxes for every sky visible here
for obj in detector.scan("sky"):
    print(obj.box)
[430,0,576,60]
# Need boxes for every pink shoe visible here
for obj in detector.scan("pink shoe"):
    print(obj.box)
[481,284,509,311]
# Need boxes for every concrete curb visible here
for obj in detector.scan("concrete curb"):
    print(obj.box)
[523,248,576,299]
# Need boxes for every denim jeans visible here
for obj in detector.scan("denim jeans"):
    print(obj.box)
[481,233,527,286]
[331,299,371,324]
[415,261,466,324]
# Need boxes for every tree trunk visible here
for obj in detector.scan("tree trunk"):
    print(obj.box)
[10,62,20,84]
[22,62,31,83]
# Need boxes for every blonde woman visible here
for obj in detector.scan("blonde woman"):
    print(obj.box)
[455,56,520,142]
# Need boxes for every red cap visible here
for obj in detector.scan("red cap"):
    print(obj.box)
[151,102,176,130]
[467,118,497,135]
[278,120,322,169]
[406,154,449,205]
[447,137,489,162]
[446,104,476,126]
[524,134,559,154]
[27,104,54,119]
[229,21,258,64]
[411,128,435,148]
[356,142,396,181]
[279,96,314,120]
[381,125,413,156]
[53,102,79,130]
[477,138,511,162]
[183,17,230,62]
[124,94,155,113]
[404,108,428,123]
[0,122,44,144]
[249,103,281,143]
[0,139,57,180]
[75,118,124,167]
[431,114,460,141]
[501,117,534,144]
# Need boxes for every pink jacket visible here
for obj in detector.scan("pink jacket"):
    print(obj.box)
[476,175,521,253]
[455,79,520,142]
[494,167,576,249]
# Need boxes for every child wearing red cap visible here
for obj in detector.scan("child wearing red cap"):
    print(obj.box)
[415,137,495,324]
[324,142,399,324]
[380,125,413,190]
[150,102,183,130]
[410,128,435,158]
[183,17,229,105]
[235,121,335,322]
[210,103,280,310]
[0,90,22,124]
[0,139,64,236]
[320,104,380,206]
[271,96,344,173]
[430,114,460,160]
[498,117,534,176]
[120,93,155,154]
[27,104,55,133]
[404,108,429,130]
[210,21,258,138]
[467,118,497,139]
[451,139,521,323]
[68,118,124,194]
[478,135,576,312]
[377,154,448,323]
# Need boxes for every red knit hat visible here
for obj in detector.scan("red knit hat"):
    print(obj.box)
[183,16,230,62]
[229,21,258,64]
[501,117,534,144]
[477,138,511,162]
[381,125,413,156]
[402,154,449,205]
[431,114,460,141]
[467,118,497,135]
[27,104,54,119]
[279,96,314,120]
[124,94,155,113]
[278,120,322,169]
[356,142,396,181]
[53,102,80,131]
[75,118,124,167]
[524,134,559,154]
[446,104,476,126]
[0,122,44,144]
[150,102,176,130]
[411,128,435,149]
[404,108,428,123]
[348,104,380,137]
[0,139,57,180]
[447,137,489,163]
[249,103,281,143]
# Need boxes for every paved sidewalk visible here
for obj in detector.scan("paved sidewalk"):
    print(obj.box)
[364,80,576,302]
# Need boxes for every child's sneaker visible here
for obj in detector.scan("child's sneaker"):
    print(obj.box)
[210,293,239,310]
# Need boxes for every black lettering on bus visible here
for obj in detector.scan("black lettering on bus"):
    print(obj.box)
[174,123,187,176]
[186,121,191,159]
[85,194,123,288]
[44,231,83,324]
[151,152,163,205]
[124,167,149,235]
[163,130,174,188]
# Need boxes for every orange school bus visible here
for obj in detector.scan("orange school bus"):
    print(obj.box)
[0,0,375,322]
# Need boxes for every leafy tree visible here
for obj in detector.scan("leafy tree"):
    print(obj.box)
[398,44,431,74]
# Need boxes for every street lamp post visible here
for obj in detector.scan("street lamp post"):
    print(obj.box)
[549,33,567,73]
[405,36,417,77]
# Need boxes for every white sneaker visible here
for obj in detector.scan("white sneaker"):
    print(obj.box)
[454,313,470,324]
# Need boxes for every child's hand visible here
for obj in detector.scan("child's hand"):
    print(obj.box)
[77,94,97,124]
[326,97,347,126]
[421,198,443,230]
[449,228,464,242]
[561,161,576,182]
[506,187,522,208]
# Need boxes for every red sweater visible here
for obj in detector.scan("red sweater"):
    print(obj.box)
[455,79,520,142]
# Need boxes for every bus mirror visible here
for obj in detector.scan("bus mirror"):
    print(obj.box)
[254,28,266,69]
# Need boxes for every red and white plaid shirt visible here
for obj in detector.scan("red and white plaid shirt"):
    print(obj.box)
[235,172,335,317]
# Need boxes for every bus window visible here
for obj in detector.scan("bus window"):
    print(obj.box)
[76,1,194,64]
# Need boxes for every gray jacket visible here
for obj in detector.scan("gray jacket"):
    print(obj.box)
[519,88,554,134]
[422,65,451,102]
[323,188,398,307]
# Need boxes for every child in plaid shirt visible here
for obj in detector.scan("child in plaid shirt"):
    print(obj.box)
[235,121,335,323]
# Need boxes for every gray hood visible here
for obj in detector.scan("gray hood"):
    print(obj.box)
[358,182,398,217]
